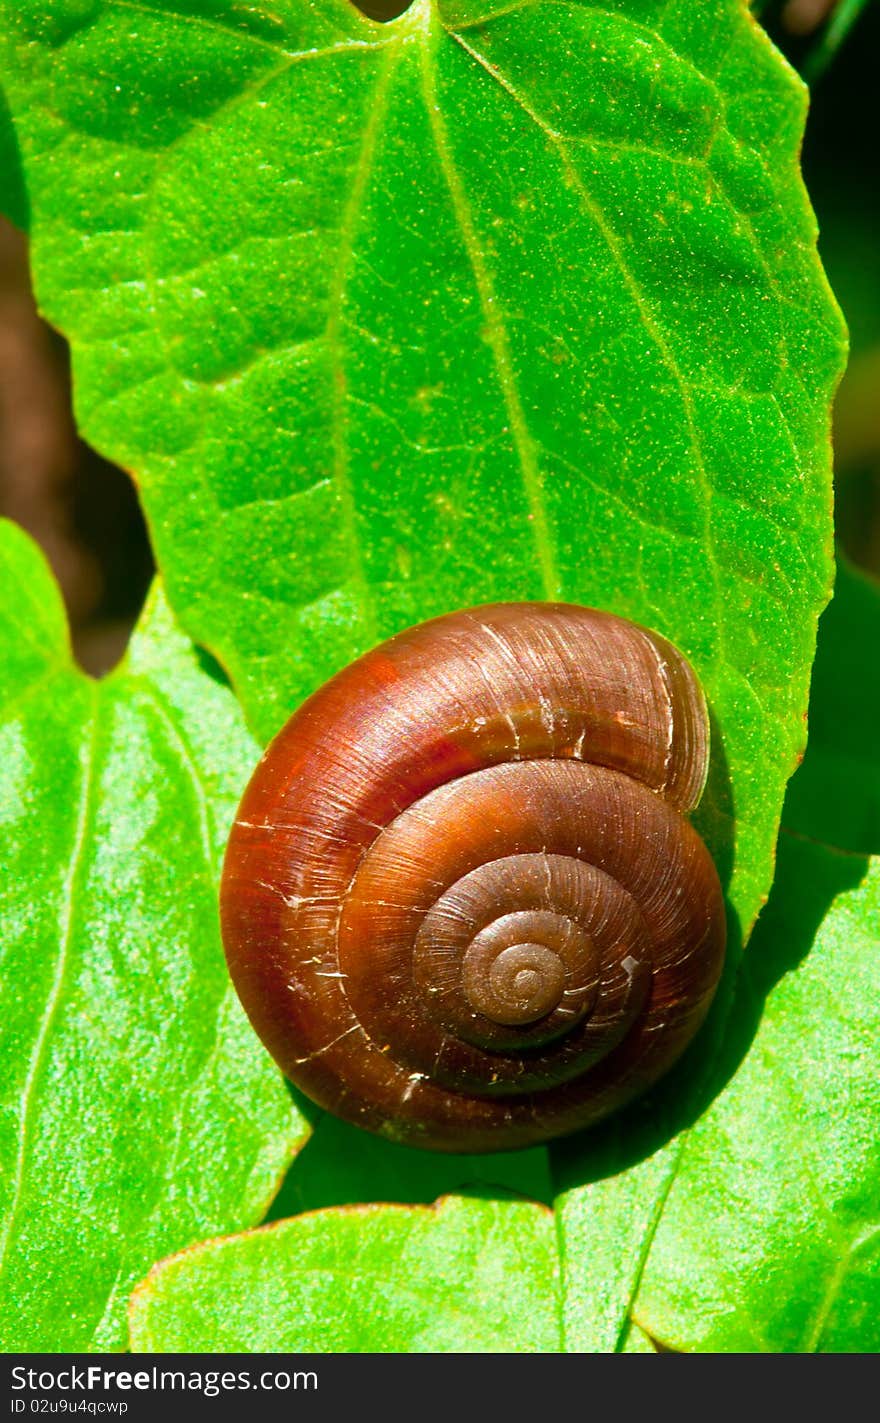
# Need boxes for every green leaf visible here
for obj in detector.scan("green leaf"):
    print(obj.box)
[0,519,307,1352]
[554,1133,685,1351]
[0,0,846,938]
[631,835,880,1351]
[129,1194,560,1352]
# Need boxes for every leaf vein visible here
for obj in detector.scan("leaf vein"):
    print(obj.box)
[447,26,738,665]
[0,691,101,1274]
[325,41,403,646]
[421,27,560,599]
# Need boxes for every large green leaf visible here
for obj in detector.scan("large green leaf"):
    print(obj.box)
[129,1194,560,1351]
[0,520,306,1351]
[0,0,845,938]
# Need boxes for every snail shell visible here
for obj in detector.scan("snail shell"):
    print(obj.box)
[221,603,725,1153]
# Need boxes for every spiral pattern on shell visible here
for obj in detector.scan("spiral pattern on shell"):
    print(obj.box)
[221,603,725,1153]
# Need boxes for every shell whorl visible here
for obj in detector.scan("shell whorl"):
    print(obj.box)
[221,603,725,1153]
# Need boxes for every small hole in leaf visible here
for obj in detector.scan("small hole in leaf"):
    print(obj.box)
[349,0,415,21]
[0,217,154,677]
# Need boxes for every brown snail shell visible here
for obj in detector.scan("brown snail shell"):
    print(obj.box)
[220,603,725,1153]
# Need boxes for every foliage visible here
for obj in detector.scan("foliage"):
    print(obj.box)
[0,0,872,1354]
[0,521,305,1350]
